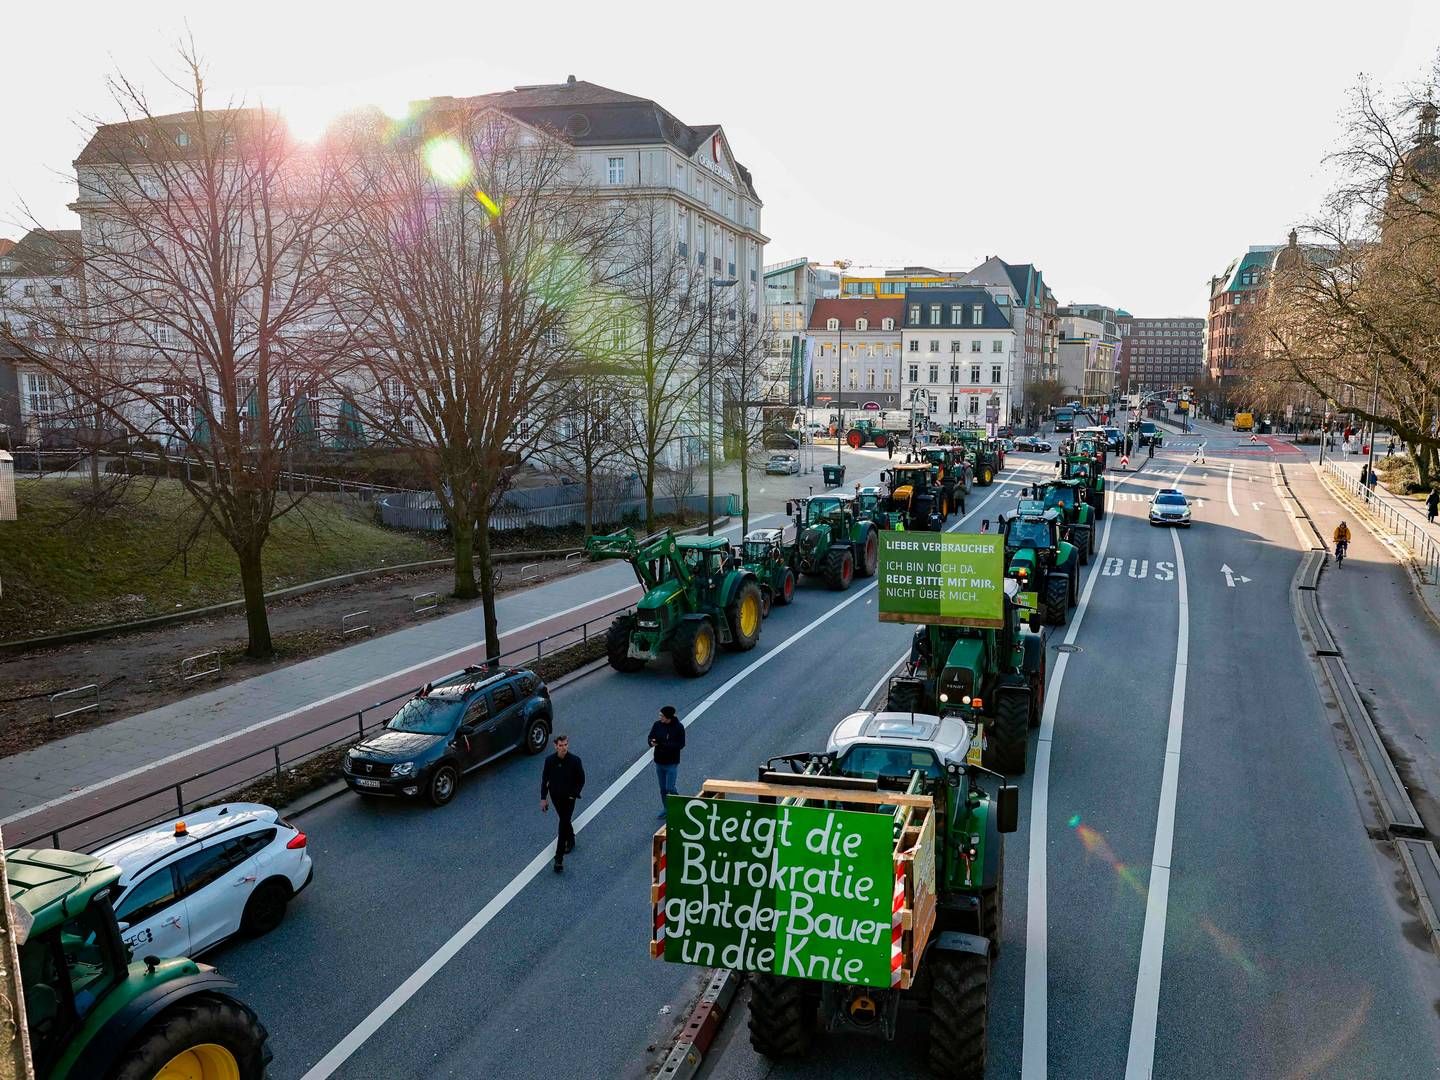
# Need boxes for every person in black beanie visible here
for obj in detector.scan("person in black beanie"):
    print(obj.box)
[649,705,686,819]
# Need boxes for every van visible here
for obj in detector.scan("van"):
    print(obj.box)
[1233,412,1254,431]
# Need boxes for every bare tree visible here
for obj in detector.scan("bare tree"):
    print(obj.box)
[613,198,709,531]
[718,301,777,537]
[545,357,633,538]
[1,51,348,658]
[328,108,622,661]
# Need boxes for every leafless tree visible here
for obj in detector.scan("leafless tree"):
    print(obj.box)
[328,107,623,661]
[0,50,349,658]
[718,299,777,537]
[544,357,633,538]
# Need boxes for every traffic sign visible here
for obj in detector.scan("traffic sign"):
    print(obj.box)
[1120,455,1130,469]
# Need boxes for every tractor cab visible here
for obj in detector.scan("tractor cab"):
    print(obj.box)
[825,711,973,786]
[879,464,942,531]
[676,534,737,587]
[742,525,794,563]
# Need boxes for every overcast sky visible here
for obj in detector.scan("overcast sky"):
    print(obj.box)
[4,1,1439,316]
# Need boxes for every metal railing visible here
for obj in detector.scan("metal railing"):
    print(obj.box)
[412,591,439,616]
[341,610,372,637]
[15,600,636,852]
[179,651,221,682]
[49,684,99,721]
[1323,459,1440,583]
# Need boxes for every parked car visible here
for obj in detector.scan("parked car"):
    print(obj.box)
[996,425,1014,439]
[1102,427,1124,452]
[344,666,552,806]
[94,803,312,960]
[1149,488,1192,527]
[1013,435,1053,452]
[765,452,802,475]
[763,431,800,450]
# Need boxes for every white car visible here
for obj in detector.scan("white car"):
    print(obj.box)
[765,452,801,475]
[1149,488,1192,527]
[94,803,312,959]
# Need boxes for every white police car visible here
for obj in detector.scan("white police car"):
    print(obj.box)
[93,803,312,960]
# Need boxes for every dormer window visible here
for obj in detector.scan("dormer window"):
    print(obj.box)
[826,318,839,331]
[908,304,920,325]
[855,318,868,331]
[175,131,190,148]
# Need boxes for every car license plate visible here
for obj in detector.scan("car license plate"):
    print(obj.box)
[354,778,381,789]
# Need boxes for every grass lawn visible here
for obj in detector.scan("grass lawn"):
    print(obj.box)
[0,478,450,639]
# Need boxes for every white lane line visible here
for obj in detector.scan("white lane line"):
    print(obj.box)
[1021,464,1136,1079]
[1125,470,1191,1078]
[0,585,641,828]
[1226,461,1239,517]
[300,472,1027,1080]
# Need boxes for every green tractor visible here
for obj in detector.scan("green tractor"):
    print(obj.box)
[844,418,893,449]
[878,464,946,532]
[586,528,764,677]
[743,713,1020,1076]
[786,494,879,589]
[740,525,800,613]
[998,506,1080,627]
[1059,454,1106,519]
[7,847,271,1080]
[885,579,1046,775]
[1073,431,1108,473]
[917,446,971,516]
[853,484,906,531]
[951,428,1001,486]
[1030,479,1096,563]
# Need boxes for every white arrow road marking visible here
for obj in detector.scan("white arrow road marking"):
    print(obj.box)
[1251,501,1265,511]
[1220,564,1252,587]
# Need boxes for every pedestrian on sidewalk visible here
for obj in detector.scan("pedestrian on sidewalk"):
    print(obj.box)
[649,705,685,819]
[540,734,585,873]
[1427,487,1438,524]
[1387,436,1396,458]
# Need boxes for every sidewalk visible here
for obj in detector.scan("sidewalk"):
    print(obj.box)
[1284,462,1440,835]
[0,444,899,844]
[1323,456,1440,574]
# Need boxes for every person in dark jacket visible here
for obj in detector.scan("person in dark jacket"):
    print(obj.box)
[649,705,686,819]
[540,735,585,873]
[1427,487,1438,525]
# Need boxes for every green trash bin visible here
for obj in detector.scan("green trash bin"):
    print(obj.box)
[822,463,846,487]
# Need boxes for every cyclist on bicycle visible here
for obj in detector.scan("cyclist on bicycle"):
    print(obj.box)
[1333,521,1351,562]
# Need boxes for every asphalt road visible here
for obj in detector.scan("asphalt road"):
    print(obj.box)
[201,442,1440,1080]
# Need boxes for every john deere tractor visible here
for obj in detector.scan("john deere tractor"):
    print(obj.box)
[885,579,1046,776]
[7,847,272,1080]
[918,446,970,516]
[1059,454,1106,519]
[952,428,1001,486]
[786,494,878,589]
[853,484,905,531]
[586,528,764,677]
[1074,431,1108,473]
[739,713,1020,1078]
[998,506,1080,627]
[1030,479,1096,563]
[741,525,800,614]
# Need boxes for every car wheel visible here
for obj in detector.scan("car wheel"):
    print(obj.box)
[429,763,459,806]
[523,714,551,755]
[240,878,291,937]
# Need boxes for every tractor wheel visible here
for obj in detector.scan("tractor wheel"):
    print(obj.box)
[760,588,773,619]
[747,973,814,1058]
[1069,566,1080,607]
[980,467,994,486]
[725,581,764,651]
[111,995,271,1080]
[1074,528,1091,565]
[1044,572,1068,626]
[987,690,1029,775]
[855,529,879,578]
[847,429,864,449]
[979,841,1005,956]
[824,547,854,591]
[925,950,990,1080]
[1092,492,1105,519]
[606,617,645,673]
[673,619,717,677]
[886,679,922,714]
[874,432,889,449]
[775,568,796,606]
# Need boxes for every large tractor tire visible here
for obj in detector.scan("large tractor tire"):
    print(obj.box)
[1029,649,1047,729]
[747,974,814,1058]
[1069,565,1080,607]
[855,529,879,578]
[847,428,865,449]
[886,678,923,714]
[725,580,764,651]
[823,547,854,591]
[873,431,889,449]
[925,950,990,1080]
[978,842,1005,956]
[988,690,1030,775]
[672,619,717,677]
[1091,491,1105,519]
[1044,572,1069,626]
[606,616,646,673]
[112,996,271,1080]
[978,466,994,486]
[774,568,796,606]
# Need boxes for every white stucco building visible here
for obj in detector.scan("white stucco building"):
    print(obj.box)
[898,288,1018,431]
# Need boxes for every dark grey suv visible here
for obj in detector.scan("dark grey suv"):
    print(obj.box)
[343,666,553,806]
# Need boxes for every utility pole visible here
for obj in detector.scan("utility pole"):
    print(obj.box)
[705,276,739,535]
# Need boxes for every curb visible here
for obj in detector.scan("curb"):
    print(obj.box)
[656,968,743,1080]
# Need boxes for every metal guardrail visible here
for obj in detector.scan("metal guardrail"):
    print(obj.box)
[16,601,637,852]
[1324,460,1440,582]
[180,651,221,682]
[341,609,372,637]
[49,684,99,721]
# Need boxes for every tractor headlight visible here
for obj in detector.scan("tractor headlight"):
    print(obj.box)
[939,692,949,703]
[961,695,972,705]
[391,761,416,777]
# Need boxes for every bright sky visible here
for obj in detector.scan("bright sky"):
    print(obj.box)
[4,1,1439,316]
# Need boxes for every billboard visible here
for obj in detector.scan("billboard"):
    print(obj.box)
[877,531,1005,627]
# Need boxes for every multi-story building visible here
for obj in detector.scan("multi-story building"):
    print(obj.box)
[1205,245,1280,387]
[764,258,839,404]
[1056,313,1117,407]
[898,289,1017,430]
[839,267,964,299]
[960,257,1055,411]
[0,228,82,443]
[807,298,904,411]
[1123,317,1205,393]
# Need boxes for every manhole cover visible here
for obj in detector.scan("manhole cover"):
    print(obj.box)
[1055,643,1083,654]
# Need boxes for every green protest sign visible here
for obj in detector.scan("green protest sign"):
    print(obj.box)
[877,531,1005,627]
[660,797,895,987]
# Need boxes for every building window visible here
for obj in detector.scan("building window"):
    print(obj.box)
[949,364,960,383]
[22,284,36,297]
[970,364,981,383]
[908,340,919,353]
[155,324,174,345]
[50,284,63,297]
[908,304,920,325]
[929,340,940,352]
[949,396,959,416]
[929,304,941,326]
[992,340,1003,353]
[883,370,893,390]
[827,318,839,331]
[908,363,919,383]
[815,370,824,390]
[855,318,868,331]
[24,372,57,417]
[952,307,964,326]
[928,365,939,383]
[882,318,894,331]
[849,369,858,390]
[991,364,1002,384]
[950,340,962,353]
[968,397,980,416]
[607,157,625,184]
[867,370,876,389]
[970,340,981,353]
[972,304,983,323]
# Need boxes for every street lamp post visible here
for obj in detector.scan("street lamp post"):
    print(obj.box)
[836,324,845,466]
[1363,346,1381,501]
[707,275,738,535]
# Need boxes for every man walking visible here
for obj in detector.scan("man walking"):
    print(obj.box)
[540,734,585,873]
[1427,487,1438,525]
[649,705,686,819]
[887,437,895,460]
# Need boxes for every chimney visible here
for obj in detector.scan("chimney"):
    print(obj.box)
[566,75,577,87]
